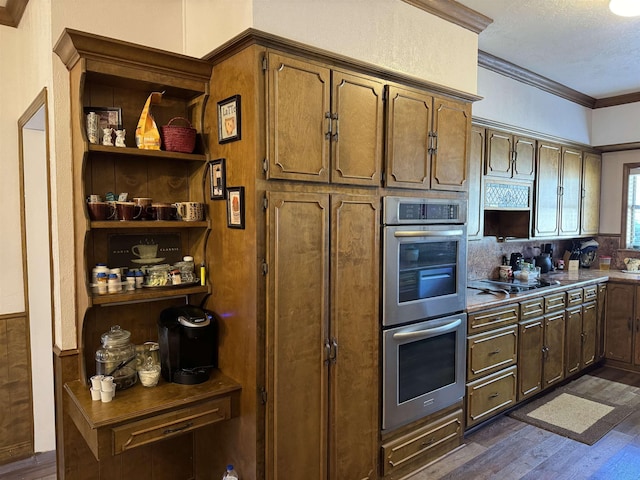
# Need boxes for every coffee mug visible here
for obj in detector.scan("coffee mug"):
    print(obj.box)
[131,243,158,259]
[151,203,176,221]
[87,201,115,221]
[174,202,204,222]
[116,201,142,221]
[133,197,153,220]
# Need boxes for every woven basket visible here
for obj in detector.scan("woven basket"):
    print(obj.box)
[161,117,197,153]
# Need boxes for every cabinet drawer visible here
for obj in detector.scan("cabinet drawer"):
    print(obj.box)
[466,366,517,428]
[584,285,598,301]
[468,304,519,334]
[381,409,463,477]
[567,288,583,306]
[112,397,231,455]
[520,297,544,321]
[467,325,518,381]
[544,292,566,312]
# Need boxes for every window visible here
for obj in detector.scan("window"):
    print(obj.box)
[623,164,640,249]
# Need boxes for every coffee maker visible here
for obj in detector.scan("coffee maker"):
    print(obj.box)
[158,305,218,384]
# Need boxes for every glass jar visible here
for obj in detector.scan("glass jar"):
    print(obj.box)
[173,257,196,283]
[145,264,171,287]
[95,325,137,390]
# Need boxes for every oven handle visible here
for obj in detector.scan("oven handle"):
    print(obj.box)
[394,230,464,237]
[392,319,462,340]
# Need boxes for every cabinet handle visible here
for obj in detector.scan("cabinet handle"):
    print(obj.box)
[421,438,436,447]
[324,112,332,140]
[432,131,438,155]
[324,339,331,364]
[163,422,193,435]
[328,338,338,364]
[489,349,501,355]
[332,113,339,142]
[489,392,500,399]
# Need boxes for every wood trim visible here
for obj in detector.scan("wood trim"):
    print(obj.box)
[0,0,28,28]
[595,92,640,109]
[597,142,640,153]
[204,28,482,103]
[478,51,596,109]
[399,0,493,33]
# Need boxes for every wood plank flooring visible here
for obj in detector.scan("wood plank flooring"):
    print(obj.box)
[3,366,640,479]
[410,365,640,480]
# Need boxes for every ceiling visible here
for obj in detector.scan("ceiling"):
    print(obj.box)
[456,0,640,101]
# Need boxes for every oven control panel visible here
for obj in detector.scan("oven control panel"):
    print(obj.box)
[384,195,466,225]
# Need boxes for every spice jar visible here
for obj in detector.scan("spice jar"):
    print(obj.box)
[95,325,137,390]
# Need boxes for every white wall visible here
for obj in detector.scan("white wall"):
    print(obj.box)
[592,103,640,147]
[474,67,592,145]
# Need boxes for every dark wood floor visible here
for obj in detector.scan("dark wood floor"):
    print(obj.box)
[4,367,640,480]
[411,365,640,480]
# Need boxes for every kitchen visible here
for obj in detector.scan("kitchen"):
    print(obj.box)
[2,1,640,479]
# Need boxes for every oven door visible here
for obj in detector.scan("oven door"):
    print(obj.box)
[383,224,466,327]
[382,313,466,431]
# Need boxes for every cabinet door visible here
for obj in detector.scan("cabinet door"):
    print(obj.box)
[581,152,601,235]
[467,126,484,240]
[559,147,582,236]
[329,194,379,480]
[596,283,607,361]
[267,52,330,182]
[543,311,565,387]
[604,283,634,364]
[431,96,470,191]
[485,129,513,178]
[512,135,536,180]
[534,142,561,237]
[565,306,582,376]
[385,85,432,189]
[518,318,544,401]
[331,70,384,186]
[582,300,597,368]
[266,191,329,480]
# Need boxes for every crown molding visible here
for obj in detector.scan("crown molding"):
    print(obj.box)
[0,0,28,28]
[400,0,493,34]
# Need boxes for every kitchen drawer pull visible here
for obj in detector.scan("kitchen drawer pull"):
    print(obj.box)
[163,422,193,435]
[489,392,500,399]
[394,230,463,238]
[489,349,501,355]
[421,437,436,447]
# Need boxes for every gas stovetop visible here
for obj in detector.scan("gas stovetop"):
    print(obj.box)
[468,277,561,294]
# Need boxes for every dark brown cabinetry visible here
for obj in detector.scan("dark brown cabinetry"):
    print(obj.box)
[385,84,470,191]
[467,125,485,240]
[581,152,602,235]
[605,282,637,366]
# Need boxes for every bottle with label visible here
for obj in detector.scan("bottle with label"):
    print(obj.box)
[222,464,239,480]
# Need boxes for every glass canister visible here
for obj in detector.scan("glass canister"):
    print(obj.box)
[95,325,138,390]
[173,256,196,283]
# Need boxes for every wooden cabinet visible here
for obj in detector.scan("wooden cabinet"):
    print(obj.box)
[385,84,470,191]
[597,283,607,361]
[265,191,379,479]
[581,151,602,235]
[533,141,561,237]
[467,325,518,381]
[466,366,517,427]
[582,300,598,367]
[266,51,384,186]
[605,282,636,365]
[559,147,583,236]
[468,125,484,240]
[517,297,544,400]
[485,129,535,180]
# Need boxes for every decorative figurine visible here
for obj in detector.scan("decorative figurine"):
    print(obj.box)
[102,127,114,146]
[115,129,126,147]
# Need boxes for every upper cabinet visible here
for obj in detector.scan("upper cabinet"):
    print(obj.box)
[485,129,535,181]
[385,85,471,191]
[266,51,384,186]
[581,151,602,235]
[559,146,583,237]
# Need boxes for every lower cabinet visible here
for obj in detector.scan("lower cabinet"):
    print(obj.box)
[605,282,639,367]
[466,366,517,427]
[380,405,463,479]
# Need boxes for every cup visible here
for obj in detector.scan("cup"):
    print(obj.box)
[90,374,104,389]
[87,194,102,203]
[100,389,114,403]
[100,375,114,391]
[131,243,158,259]
[116,201,142,221]
[175,202,204,222]
[151,203,175,221]
[90,387,101,401]
[133,197,153,220]
[87,201,116,221]
[499,265,512,279]
[599,256,611,270]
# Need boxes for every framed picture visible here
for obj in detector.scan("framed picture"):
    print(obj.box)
[217,95,241,144]
[226,186,245,229]
[209,158,227,200]
[84,106,122,145]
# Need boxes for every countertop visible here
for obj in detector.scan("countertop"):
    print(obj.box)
[466,268,640,313]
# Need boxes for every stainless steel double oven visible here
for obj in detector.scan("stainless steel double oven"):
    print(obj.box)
[382,195,467,431]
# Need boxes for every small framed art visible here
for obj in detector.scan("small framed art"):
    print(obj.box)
[84,106,122,144]
[209,158,226,200]
[226,186,245,229]
[217,95,241,144]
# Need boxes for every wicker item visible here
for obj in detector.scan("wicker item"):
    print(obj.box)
[161,117,197,153]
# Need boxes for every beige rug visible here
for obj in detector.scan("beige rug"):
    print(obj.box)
[509,380,636,445]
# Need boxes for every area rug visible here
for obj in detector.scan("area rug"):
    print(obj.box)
[508,380,636,445]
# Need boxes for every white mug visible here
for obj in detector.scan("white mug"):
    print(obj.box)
[174,202,204,222]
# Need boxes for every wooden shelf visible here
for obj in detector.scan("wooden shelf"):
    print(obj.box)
[91,284,209,305]
[91,220,209,229]
[65,370,241,460]
[88,144,207,162]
